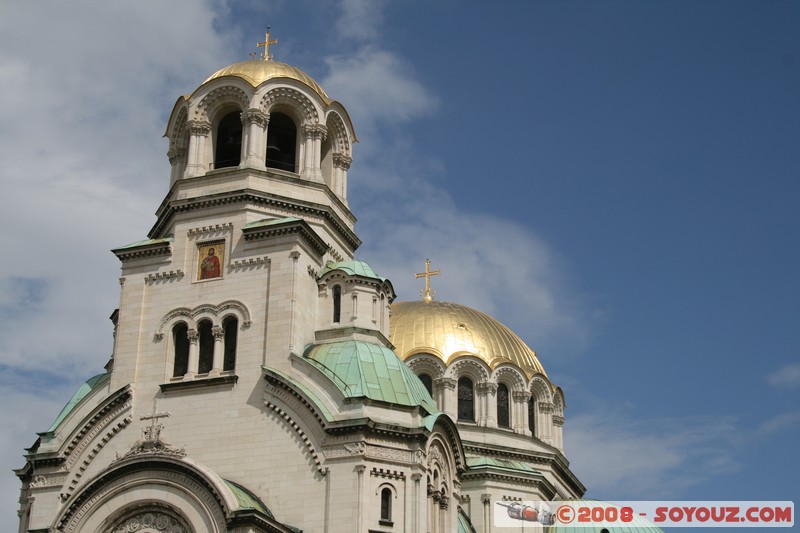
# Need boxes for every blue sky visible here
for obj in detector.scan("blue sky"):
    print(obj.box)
[1,0,798,524]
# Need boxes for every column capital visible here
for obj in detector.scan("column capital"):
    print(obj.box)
[187,329,199,344]
[242,108,269,128]
[513,390,532,402]
[476,382,497,396]
[211,325,224,340]
[302,123,327,139]
[435,377,456,390]
[332,153,353,170]
[187,120,211,135]
[167,148,186,164]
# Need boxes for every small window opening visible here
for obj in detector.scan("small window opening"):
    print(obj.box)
[380,487,393,524]
[266,112,297,172]
[497,383,510,428]
[198,320,214,374]
[419,374,433,396]
[333,285,342,323]
[458,377,474,422]
[214,112,242,168]
[223,316,238,371]
[172,323,189,377]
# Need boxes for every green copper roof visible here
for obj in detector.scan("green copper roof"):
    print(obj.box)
[303,340,437,414]
[318,260,386,281]
[45,373,110,433]
[114,236,173,249]
[242,217,302,229]
[466,455,542,476]
[224,480,273,517]
[458,508,477,533]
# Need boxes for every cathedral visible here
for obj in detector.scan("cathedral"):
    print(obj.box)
[15,38,591,533]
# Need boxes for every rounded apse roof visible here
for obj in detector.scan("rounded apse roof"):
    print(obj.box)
[204,59,329,101]
[390,300,547,379]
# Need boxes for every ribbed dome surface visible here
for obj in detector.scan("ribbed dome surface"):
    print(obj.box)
[390,300,546,378]
[204,59,329,100]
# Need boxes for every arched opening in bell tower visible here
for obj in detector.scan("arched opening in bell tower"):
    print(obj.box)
[214,111,242,168]
[266,112,297,172]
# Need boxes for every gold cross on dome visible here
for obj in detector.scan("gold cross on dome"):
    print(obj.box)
[141,399,170,443]
[257,28,278,60]
[415,259,441,303]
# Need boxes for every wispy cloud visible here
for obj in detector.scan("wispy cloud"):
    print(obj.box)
[566,409,741,499]
[766,362,800,389]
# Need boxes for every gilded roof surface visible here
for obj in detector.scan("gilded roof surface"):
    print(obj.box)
[390,300,547,378]
[204,59,329,101]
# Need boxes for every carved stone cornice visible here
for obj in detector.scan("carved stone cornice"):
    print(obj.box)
[241,108,269,128]
[332,153,352,170]
[302,123,328,140]
[187,119,211,136]
[145,270,184,284]
[112,241,171,262]
[476,382,498,396]
[435,377,456,391]
[242,217,328,257]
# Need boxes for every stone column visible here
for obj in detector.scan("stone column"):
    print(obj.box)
[513,391,532,435]
[332,153,352,201]
[538,402,554,444]
[301,124,327,182]
[552,414,565,451]
[477,382,497,427]
[184,329,199,380]
[210,325,224,375]
[185,120,211,177]
[241,109,269,169]
[435,378,456,420]
[481,494,492,533]
[167,147,186,186]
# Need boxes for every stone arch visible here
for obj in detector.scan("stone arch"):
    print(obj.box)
[55,455,234,533]
[447,357,490,383]
[405,354,446,381]
[493,365,527,392]
[260,86,320,124]
[529,374,553,404]
[155,300,251,340]
[195,85,251,123]
[324,111,352,157]
[553,387,565,415]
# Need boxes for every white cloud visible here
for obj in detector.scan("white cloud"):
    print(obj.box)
[335,0,387,42]
[566,410,740,499]
[766,362,800,389]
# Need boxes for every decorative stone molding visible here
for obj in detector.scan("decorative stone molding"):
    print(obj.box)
[325,112,352,157]
[406,356,445,380]
[365,445,415,464]
[241,108,269,128]
[449,360,490,383]
[260,87,319,123]
[155,300,252,340]
[230,256,270,271]
[167,148,186,165]
[332,153,353,170]
[29,473,67,489]
[187,119,212,136]
[187,222,233,236]
[145,270,184,284]
[264,401,324,474]
[538,402,554,414]
[476,382,498,396]
[110,510,190,533]
[197,85,249,121]
[370,468,405,480]
[552,415,565,427]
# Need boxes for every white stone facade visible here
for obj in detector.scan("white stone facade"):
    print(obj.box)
[16,56,583,533]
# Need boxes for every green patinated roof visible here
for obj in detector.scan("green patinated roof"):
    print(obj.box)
[46,373,110,433]
[466,456,542,476]
[303,340,437,414]
[242,217,302,229]
[262,365,336,422]
[458,508,477,533]
[318,260,386,282]
[114,236,173,250]
[224,479,273,517]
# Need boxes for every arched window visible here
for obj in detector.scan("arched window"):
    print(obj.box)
[457,377,474,422]
[380,487,392,524]
[332,285,342,323]
[198,320,214,374]
[172,323,189,377]
[214,111,242,168]
[223,316,238,371]
[419,374,433,396]
[497,383,510,428]
[266,112,297,172]
[528,397,536,437]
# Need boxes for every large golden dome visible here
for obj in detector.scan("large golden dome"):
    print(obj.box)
[390,300,546,378]
[204,59,329,101]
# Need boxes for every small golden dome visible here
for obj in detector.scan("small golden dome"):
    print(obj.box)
[390,300,546,379]
[204,59,329,101]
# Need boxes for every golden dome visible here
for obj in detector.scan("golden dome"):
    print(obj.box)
[204,59,329,101]
[390,300,546,378]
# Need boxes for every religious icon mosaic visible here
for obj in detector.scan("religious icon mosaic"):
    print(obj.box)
[197,241,224,280]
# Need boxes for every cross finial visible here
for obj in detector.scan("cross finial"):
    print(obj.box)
[415,259,441,303]
[140,399,170,443]
[257,27,278,61]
